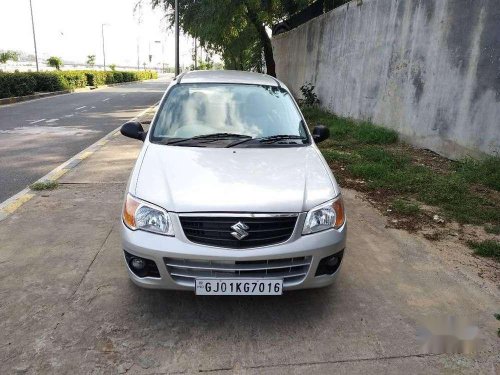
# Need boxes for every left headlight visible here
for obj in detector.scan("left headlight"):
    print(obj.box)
[302,195,345,235]
[122,194,174,236]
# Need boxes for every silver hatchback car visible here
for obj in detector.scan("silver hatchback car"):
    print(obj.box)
[120,70,346,295]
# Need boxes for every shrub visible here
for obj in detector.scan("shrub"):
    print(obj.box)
[300,82,319,106]
[0,72,36,98]
[85,70,157,87]
[56,71,87,89]
[84,71,107,86]
[31,72,66,92]
[0,70,158,98]
[111,71,123,83]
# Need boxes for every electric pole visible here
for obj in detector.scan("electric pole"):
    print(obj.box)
[29,0,39,72]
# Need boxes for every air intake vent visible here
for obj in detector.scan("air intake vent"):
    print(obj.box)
[179,215,298,249]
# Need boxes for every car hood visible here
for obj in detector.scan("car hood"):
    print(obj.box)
[133,143,337,213]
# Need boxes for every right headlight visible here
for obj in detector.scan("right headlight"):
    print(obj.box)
[122,194,174,236]
[302,195,345,235]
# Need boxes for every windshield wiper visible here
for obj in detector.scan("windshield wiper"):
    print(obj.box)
[258,134,306,144]
[164,133,252,145]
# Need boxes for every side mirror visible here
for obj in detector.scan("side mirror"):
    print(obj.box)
[121,121,147,141]
[312,124,330,143]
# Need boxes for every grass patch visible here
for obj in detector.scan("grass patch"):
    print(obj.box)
[467,240,500,261]
[303,106,500,226]
[322,149,356,164]
[301,107,398,147]
[354,122,398,145]
[392,199,420,215]
[485,224,500,235]
[456,157,500,191]
[30,180,59,191]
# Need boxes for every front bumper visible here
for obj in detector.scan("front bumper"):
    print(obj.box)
[121,212,347,291]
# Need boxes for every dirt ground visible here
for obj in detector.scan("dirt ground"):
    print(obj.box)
[325,142,500,288]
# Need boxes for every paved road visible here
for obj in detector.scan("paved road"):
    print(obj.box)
[0,78,169,202]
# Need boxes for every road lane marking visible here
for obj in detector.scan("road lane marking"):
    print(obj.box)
[45,119,59,123]
[0,126,99,135]
[102,98,110,102]
[29,119,46,124]
[64,114,74,118]
[75,106,86,110]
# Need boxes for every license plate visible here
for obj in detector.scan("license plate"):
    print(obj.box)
[195,279,283,296]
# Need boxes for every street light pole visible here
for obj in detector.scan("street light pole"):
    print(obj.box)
[101,24,108,71]
[194,36,197,70]
[175,0,179,76]
[137,37,140,71]
[154,40,162,73]
[29,0,39,72]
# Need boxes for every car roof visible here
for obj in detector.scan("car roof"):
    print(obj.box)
[178,70,280,87]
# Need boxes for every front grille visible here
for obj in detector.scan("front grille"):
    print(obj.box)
[179,215,298,248]
[165,256,311,287]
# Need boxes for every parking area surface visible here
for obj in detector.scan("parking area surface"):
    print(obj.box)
[0,131,499,374]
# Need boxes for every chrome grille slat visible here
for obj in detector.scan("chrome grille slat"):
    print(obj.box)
[165,256,311,287]
[169,271,307,279]
[165,259,310,272]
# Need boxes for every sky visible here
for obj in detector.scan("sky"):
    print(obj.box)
[0,0,203,68]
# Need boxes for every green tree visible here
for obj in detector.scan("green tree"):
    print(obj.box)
[0,50,20,64]
[86,54,96,67]
[109,63,117,71]
[46,56,63,70]
[148,0,308,76]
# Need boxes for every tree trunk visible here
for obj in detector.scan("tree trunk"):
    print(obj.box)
[245,6,276,77]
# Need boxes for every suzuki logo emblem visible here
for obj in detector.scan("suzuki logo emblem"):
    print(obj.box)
[230,221,249,240]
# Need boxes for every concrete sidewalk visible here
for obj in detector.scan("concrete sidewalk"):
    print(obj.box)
[0,118,499,373]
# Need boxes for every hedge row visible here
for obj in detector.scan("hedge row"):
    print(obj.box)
[84,70,157,87]
[0,70,158,99]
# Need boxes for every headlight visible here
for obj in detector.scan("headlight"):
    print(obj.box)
[302,195,345,234]
[123,194,174,236]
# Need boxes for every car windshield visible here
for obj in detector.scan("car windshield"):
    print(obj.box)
[150,83,308,145]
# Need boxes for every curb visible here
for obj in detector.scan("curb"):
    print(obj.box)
[0,103,158,222]
[0,90,74,105]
